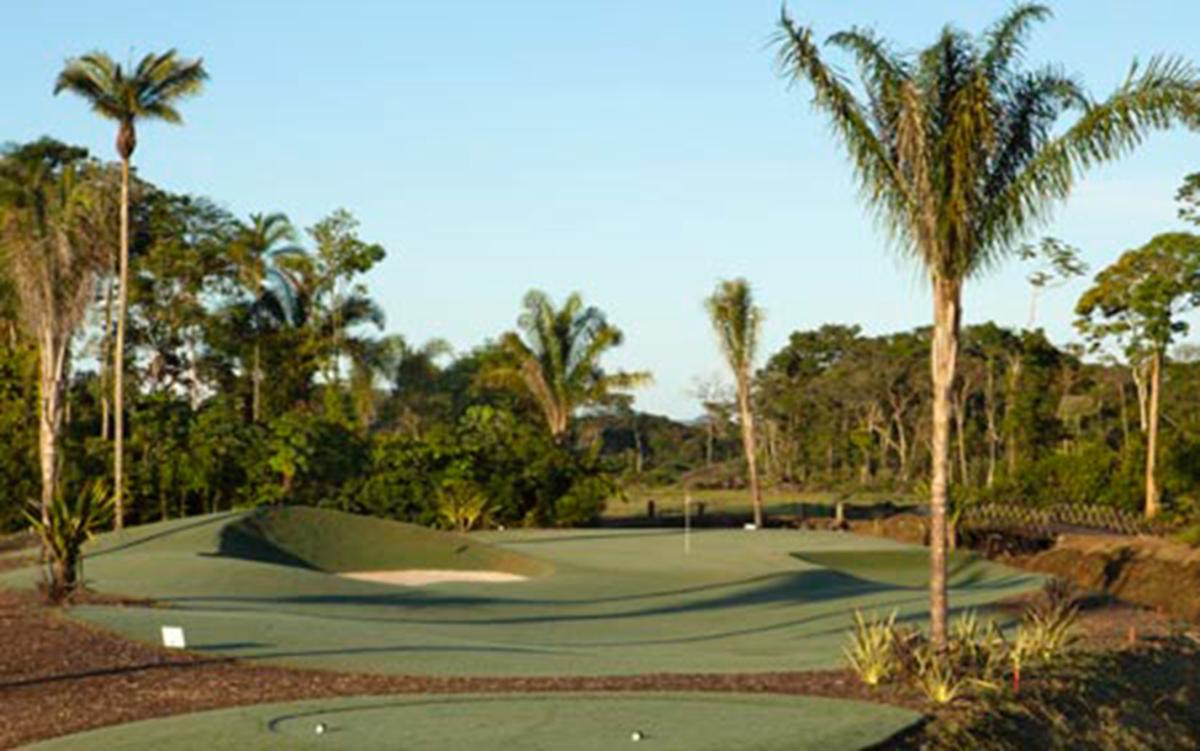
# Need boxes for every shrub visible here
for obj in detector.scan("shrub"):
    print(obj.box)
[913,645,967,704]
[844,609,898,687]
[435,480,493,532]
[1016,595,1080,664]
[25,481,113,603]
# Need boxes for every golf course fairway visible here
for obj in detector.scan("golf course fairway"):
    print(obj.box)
[24,693,920,751]
[1,507,1041,677]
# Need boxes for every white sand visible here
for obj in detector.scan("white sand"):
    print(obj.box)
[339,569,528,586]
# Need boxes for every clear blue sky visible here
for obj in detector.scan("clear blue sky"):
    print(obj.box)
[4,1,1198,418]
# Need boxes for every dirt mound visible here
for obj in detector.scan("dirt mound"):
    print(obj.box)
[1018,534,1200,621]
[847,512,930,546]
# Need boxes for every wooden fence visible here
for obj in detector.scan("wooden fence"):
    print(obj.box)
[962,503,1172,538]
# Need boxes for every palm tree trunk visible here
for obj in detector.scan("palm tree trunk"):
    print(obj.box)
[252,341,262,423]
[112,155,130,530]
[738,373,763,528]
[984,358,998,488]
[37,334,66,527]
[1145,349,1162,519]
[929,277,961,650]
[99,275,114,441]
[954,391,969,485]
[1004,354,1022,476]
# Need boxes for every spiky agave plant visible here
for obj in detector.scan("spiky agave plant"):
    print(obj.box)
[25,482,114,602]
[844,609,899,687]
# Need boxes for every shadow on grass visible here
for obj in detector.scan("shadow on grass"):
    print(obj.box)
[85,514,237,560]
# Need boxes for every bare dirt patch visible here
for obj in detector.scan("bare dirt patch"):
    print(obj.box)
[338,569,528,586]
[1005,533,1200,622]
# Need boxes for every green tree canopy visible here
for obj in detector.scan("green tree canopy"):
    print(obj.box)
[482,290,650,442]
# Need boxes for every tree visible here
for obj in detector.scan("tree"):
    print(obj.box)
[229,212,304,422]
[482,290,650,442]
[1020,237,1088,329]
[0,141,113,525]
[705,279,765,527]
[1076,233,1200,518]
[775,3,1200,646]
[304,209,386,386]
[55,49,208,528]
[1179,172,1200,226]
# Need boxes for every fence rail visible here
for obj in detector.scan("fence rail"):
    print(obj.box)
[962,503,1172,538]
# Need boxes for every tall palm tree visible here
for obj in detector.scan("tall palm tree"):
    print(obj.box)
[483,290,651,442]
[345,333,408,433]
[54,49,208,528]
[0,141,113,524]
[775,3,1200,647]
[229,212,303,423]
[706,279,765,528]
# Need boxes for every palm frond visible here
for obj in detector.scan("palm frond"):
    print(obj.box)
[981,3,1053,79]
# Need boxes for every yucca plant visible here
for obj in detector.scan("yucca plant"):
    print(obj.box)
[949,610,1009,691]
[435,480,494,533]
[844,609,898,687]
[1019,597,1081,663]
[25,481,114,603]
[913,644,967,705]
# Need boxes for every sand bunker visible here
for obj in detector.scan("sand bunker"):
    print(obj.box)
[339,569,528,586]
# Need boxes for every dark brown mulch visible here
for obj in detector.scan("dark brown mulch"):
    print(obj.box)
[0,588,919,750]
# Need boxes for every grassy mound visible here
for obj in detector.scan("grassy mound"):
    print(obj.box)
[221,507,547,576]
[792,549,1018,589]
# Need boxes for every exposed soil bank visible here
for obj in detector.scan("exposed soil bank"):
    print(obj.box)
[842,510,1200,624]
[1014,534,1200,622]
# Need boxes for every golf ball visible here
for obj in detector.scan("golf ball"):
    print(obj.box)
[314,722,327,735]
[631,730,644,741]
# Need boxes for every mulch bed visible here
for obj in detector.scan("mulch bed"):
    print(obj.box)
[0,534,1188,749]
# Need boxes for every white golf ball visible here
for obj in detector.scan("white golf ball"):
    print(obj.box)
[631,730,644,741]
[314,722,327,735]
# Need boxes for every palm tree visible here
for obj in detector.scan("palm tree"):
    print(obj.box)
[54,49,208,528]
[0,141,113,525]
[228,212,304,423]
[483,290,651,442]
[345,334,408,433]
[706,279,765,528]
[775,3,1200,647]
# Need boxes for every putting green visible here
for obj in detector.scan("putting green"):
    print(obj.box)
[24,693,920,751]
[2,508,1040,676]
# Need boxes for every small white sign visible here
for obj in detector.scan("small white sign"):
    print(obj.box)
[161,625,187,649]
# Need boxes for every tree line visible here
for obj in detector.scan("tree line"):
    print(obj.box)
[3,5,1200,646]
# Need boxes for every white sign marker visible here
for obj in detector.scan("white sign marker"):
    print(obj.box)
[161,625,187,649]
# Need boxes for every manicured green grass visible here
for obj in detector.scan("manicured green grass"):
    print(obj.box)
[791,550,1001,589]
[222,506,548,575]
[2,508,1038,678]
[607,486,918,519]
[25,693,920,751]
